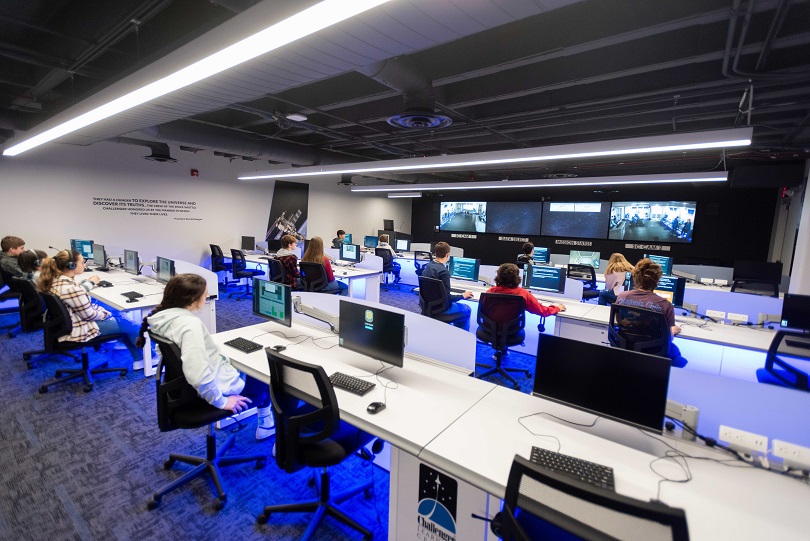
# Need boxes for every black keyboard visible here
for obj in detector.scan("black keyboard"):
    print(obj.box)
[785,338,810,349]
[329,372,376,396]
[530,447,615,491]
[449,287,465,293]
[224,337,263,353]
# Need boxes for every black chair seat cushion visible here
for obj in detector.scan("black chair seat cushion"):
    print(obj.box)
[582,289,600,299]
[55,331,128,352]
[476,328,525,347]
[298,422,372,468]
[234,268,263,279]
[170,398,233,429]
[430,309,470,325]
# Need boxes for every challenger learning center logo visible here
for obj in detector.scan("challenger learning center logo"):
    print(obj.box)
[417,464,458,541]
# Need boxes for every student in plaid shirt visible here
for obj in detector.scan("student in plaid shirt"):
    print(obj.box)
[38,249,141,359]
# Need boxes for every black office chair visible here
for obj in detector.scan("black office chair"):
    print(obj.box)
[475,293,530,389]
[209,244,234,290]
[146,332,266,511]
[229,249,263,300]
[375,247,398,290]
[567,264,600,301]
[494,455,689,541]
[267,258,286,284]
[418,276,470,330]
[608,304,673,360]
[37,293,130,393]
[0,268,21,334]
[756,330,809,391]
[412,250,433,292]
[299,262,342,295]
[257,349,374,540]
[8,277,44,339]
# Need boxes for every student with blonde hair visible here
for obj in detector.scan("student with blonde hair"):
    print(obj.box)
[598,252,635,306]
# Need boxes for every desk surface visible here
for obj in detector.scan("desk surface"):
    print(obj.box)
[85,268,165,311]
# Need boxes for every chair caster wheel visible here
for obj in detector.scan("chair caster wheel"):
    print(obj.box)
[147,498,160,510]
[163,459,175,470]
[256,458,266,469]
[120,369,128,376]
[524,371,532,377]
[257,513,269,524]
[512,382,520,390]
[23,354,31,361]
[364,487,373,499]
[27,362,35,370]
[83,385,93,393]
[38,386,48,394]
[214,497,226,511]
[363,534,373,540]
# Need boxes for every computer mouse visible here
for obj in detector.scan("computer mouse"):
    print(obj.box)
[367,401,386,414]
[272,345,286,352]
[98,280,113,287]
[342,271,348,275]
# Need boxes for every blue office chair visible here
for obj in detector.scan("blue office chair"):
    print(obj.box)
[229,249,263,300]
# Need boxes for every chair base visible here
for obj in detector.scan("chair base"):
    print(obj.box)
[24,349,79,369]
[39,353,127,393]
[476,350,530,390]
[148,426,266,511]
[257,468,373,541]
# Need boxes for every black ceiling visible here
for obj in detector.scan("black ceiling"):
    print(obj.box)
[2,0,809,182]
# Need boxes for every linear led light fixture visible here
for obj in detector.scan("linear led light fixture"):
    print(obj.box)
[351,172,728,192]
[2,0,391,157]
[387,191,422,198]
[239,128,752,180]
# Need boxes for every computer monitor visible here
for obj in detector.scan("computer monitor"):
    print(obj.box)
[343,233,352,244]
[733,260,783,283]
[448,256,480,282]
[252,278,292,327]
[338,300,405,367]
[569,250,601,269]
[532,246,549,264]
[256,240,269,253]
[383,219,395,231]
[395,238,411,252]
[644,254,673,275]
[91,243,109,271]
[339,243,362,264]
[155,256,175,284]
[123,249,140,275]
[780,293,810,332]
[69,239,94,259]
[522,265,566,294]
[654,275,686,307]
[363,235,379,249]
[533,334,671,434]
[241,236,256,251]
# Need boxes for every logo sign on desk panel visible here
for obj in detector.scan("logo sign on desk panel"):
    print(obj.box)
[418,463,458,540]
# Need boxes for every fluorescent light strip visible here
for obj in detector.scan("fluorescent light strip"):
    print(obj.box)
[352,172,728,192]
[387,192,422,198]
[239,128,752,180]
[3,0,390,157]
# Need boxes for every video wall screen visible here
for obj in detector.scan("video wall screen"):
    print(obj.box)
[609,201,696,244]
[541,202,610,239]
[440,202,486,233]
[485,202,542,236]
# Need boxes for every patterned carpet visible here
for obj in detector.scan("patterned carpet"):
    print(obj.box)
[0,286,536,541]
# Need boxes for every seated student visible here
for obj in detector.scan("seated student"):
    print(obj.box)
[599,252,634,306]
[516,242,534,268]
[615,258,686,367]
[137,273,274,440]
[18,249,47,283]
[302,236,348,295]
[420,241,473,318]
[38,249,142,360]
[487,263,566,316]
[274,234,302,289]
[0,235,26,278]
[375,234,401,283]
[331,230,346,249]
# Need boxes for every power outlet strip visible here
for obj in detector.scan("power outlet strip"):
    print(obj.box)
[719,425,768,455]
[714,279,729,286]
[727,312,749,323]
[680,302,698,317]
[706,309,726,321]
[699,277,714,285]
[772,440,810,470]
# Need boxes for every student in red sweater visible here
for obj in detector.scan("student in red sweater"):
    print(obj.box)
[486,263,566,316]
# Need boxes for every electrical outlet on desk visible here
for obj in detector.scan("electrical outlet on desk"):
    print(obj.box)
[727,312,748,324]
[719,425,768,456]
[772,440,810,470]
[706,309,726,322]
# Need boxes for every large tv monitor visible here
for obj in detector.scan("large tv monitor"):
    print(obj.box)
[780,293,810,332]
[123,249,140,275]
[448,256,480,282]
[383,219,395,231]
[644,254,673,275]
[91,243,109,271]
[485,201,542,236]
[609,201,696,244]
[363,235,379,249]
[523,265,566,294]
[733,260,783,284]
[241,235,255,251]
[395,238,411,252]
[533,334,671,434]
[339,300,405,367]
[155,256,175,284]
[654,275,686,307]
[439,202,487,233]
[541,202,610,239]
[569,250,601,269]
[339,243,361,264]
[252,278,292,327]
[69,239,94,259]
[532,246,550,264]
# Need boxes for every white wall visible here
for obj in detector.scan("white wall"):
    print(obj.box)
[0,141,410,263]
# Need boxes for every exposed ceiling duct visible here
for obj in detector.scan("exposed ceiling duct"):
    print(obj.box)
[110,136,177,162]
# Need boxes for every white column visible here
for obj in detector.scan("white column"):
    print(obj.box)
[788,168,810,294]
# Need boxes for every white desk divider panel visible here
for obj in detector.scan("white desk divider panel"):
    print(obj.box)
[410,242,431,253]
[448,245,464,257]
[550,253,569,266]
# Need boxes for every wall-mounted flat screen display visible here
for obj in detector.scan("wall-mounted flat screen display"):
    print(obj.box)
[484,202,542,236]
[439,202,486,233]
[541,202,610,239]
[609,201,696,243]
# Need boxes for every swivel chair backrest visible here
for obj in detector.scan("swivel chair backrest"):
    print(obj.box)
[375,248,395,272]
[608,304,670,358]
[230,249,247,273]
[299,262,329,292]
[10,277,44,332]
[209,244,227,271]
[41,293,74,346]
[418,276,450,316]
[268,258,286,284]
[149,332,209,432]
[413,251,433,277]
[567,264,597,290]
[477,293,526,350]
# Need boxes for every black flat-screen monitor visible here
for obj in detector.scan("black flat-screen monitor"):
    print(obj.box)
[569,250,601,269]
[439,202,486,233]
[383,219,395,231]
[780,293,810,332]
[252,278,291,327]
[91,243,109,271]
[69,239,94,259]
[644,254,673,275]
[448,256,480,282]
[241,236,255,251]
[533,334,671,434]
[485,201,542,236]
[541,202,610,239]
[395,238,411,252]
[532,246,550,264]
[654,275,686,307]
[339,300,405,367]
[733,261,783,283]
[156,256,175,284]
[339,243,361,263]
[123,249,140,275]
[363,235,378,249]
[609,201,696,243]
[523,265,566,294]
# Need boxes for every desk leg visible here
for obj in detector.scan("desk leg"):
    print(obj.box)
[365,275,380,303]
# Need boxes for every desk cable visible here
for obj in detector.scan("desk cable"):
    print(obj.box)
[516,411,602,454]
[257,330,340,350]
[352,362,399,406]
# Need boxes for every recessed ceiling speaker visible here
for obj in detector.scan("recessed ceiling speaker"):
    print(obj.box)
[143,150,177,163]
[387,108,452,129]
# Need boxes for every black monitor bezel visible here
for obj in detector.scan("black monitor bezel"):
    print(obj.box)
[339,243,362,263]
[123,249,140,275]
[91,243,106,267]
[780,293,810,332]
[155,256,175,284]
[448,256,481,282]
[252,278,292,328]
[69,239,94,259]
[338,300,405,368]
[654,275,686,307]
[523,264,566,294]
[395,238,411,252]
[241,235,256,251]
